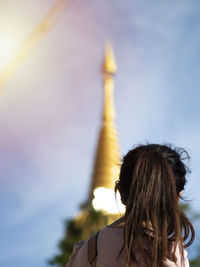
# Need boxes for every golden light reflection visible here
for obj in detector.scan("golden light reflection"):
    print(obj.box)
[92,187,125,214]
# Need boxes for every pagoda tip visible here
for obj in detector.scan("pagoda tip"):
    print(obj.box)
[102,40,117,75]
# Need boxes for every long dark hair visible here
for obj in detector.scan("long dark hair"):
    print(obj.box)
[115,144,195,267]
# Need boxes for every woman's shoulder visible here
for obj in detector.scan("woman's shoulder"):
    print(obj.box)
[65,222,124,267]
[66,240,89,267]
[165,243,189,267]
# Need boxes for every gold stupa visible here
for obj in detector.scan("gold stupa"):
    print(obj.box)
[87,42,121,206]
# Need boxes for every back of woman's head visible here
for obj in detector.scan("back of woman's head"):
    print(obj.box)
[115,144,194,267]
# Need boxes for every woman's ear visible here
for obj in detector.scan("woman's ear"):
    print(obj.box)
[178,190,183,200]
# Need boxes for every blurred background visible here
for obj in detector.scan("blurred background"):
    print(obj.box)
[0,0,200,267]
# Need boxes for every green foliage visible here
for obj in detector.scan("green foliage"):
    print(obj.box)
[48,208,116,267]
[189,244,200,267]
[190,257,200,267]
[181,203,200,267]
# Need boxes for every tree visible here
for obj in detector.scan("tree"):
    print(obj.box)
[48,208,117,267]
[181,203,200,267]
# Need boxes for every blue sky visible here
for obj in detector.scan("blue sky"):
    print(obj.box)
[0,0,200,266]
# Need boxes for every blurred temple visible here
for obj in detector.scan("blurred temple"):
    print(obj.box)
[83,42,122,213]
[49,42,124,267]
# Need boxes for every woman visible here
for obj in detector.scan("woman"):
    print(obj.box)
[66,144,195,267]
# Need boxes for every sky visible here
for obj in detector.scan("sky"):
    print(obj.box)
[0,0,200,266]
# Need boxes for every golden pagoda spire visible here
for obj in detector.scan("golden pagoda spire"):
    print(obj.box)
[86,41,121,213]
[102,41,117,123]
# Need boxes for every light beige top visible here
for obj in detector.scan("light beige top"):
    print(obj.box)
[66,226,189,267]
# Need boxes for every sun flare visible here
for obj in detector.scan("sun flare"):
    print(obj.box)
[0,26,25,70]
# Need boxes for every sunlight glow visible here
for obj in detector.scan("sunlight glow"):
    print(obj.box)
[92,187,125,214]
[0,0,68,91]
[0,27,24,70]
